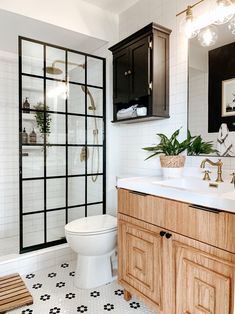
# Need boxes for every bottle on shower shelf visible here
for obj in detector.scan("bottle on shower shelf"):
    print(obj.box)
[29,128,37,144]
[22,128,28,144]
[22,97,30,113]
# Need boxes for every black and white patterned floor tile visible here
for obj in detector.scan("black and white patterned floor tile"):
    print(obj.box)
[8,261,156,314]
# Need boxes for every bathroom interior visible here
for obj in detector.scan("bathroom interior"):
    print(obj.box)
[0,0,235,313]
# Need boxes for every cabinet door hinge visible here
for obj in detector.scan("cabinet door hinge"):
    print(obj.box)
[149,82,152,90]
[148,41,152,49]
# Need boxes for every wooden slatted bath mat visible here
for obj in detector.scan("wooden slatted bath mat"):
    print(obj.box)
[0,273,33,313]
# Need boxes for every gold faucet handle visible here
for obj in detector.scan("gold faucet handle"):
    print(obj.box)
[230,172,235,184]
[202,170,211,181]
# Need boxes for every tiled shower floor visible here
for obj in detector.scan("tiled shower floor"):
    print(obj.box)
[8,261,156,314]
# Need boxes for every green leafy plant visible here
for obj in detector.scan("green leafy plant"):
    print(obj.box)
[34,102,52,137]
[187,130,216,156]
[143,128,190,160]
[143,128,216,160]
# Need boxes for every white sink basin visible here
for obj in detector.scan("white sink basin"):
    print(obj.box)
[153,177,234,195]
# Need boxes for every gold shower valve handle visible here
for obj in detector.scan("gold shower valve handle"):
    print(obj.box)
[202,170,211,181]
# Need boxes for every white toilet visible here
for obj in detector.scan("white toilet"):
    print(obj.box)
[65,214,117,289]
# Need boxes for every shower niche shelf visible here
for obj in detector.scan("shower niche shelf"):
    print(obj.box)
[22,113,36,121]
[109,22,171,123]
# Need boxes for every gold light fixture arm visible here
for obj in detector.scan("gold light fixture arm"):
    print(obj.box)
[176,0,205,17]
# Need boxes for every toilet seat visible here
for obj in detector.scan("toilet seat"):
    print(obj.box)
[65,214,117,236]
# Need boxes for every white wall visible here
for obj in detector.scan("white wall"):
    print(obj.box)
[0,0,118,44]
[115,0,235,176]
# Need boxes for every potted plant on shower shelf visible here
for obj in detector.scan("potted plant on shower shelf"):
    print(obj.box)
[143,129,215,178]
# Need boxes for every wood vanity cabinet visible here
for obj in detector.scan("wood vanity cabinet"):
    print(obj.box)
[118,188,235,314]
[109,23,171,123]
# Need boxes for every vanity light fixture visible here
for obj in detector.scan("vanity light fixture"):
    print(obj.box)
[177,0,235,46]
[182,6,199,38]
[213,0,234,25]
[198,25,218,46]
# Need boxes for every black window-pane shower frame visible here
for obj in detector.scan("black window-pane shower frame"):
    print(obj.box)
[19,36,106,254]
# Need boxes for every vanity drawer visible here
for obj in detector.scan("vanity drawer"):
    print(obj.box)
[118,188,235,253]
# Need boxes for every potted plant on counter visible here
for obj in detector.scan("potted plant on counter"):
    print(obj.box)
[143,129,215,178]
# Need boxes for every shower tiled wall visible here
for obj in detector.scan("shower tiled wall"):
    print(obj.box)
[0,50,19,256]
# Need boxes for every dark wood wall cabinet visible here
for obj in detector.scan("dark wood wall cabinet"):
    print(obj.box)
[109,23,171,123]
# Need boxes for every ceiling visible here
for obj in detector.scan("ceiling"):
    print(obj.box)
[84,0,139,14]
[0,9,107,54]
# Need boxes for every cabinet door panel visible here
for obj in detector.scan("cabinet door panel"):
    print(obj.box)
[174,240,235,314]
[129,36,150,101]
[113,49,129,104]
[118,219,163,309]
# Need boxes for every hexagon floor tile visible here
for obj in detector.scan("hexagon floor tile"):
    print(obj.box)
[8,261,156,314]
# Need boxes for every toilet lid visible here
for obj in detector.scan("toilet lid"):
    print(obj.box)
[65,214,117,234]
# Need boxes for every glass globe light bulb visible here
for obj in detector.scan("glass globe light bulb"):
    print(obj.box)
[180,6,199,39]
[198,25,218,47]
[213,0,234,25]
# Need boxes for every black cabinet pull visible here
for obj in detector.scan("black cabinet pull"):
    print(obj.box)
[189,204,221,214]
[129,191,148,197]
[165,233,172,239]
[160,231,166,237]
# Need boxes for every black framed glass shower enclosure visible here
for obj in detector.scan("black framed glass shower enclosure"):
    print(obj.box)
[19,37,106,253]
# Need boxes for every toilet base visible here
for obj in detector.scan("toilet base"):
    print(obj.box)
[74,252,116,289]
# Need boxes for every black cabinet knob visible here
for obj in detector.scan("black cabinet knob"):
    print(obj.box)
[160,231,166,237]
[165,233,172,239]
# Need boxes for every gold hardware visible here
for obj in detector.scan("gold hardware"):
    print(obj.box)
[124,71,128,76]
[230,172,235,184]
[148,41,152,49]
[127,70,132,75]
[202,170,211,181]
[200,158,223,183]
[80,147,89,162]
[176,0,205,17]
[209,182,218,188]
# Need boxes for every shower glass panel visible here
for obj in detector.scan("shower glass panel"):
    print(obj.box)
[19,37,106,253]
[68,207,85,222]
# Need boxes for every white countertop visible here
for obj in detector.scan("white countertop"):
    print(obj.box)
[117,176,235,214]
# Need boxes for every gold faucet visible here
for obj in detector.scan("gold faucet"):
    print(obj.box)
[200,158,223,183]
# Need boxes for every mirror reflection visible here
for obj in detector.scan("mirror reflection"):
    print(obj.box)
[188,22,235,156]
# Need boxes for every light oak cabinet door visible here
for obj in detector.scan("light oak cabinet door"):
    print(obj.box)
[118,219,163,310]
[173,238,235,314]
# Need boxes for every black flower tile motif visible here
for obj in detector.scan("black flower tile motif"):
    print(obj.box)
[22,309,33,314]
[56,282,65,288]
[69,271,75,277]
[114,289,124,296]
[77,305,88,313]
[48,272,57,278]
[65,292,75,299]
[49,307,61,314]
[25,273,35,279]
[32,283,42,289]
[104,303,115,311]
[130,302,140,309]
[90,291,100,298]
[40,294,51,301]
[61,263,69,268]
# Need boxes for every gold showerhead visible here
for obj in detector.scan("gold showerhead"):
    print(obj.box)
[45,65,63,75]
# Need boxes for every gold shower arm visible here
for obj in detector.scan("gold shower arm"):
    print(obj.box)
[52,59,85,69]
